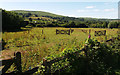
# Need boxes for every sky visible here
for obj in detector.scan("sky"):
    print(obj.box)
[0,0,120,19]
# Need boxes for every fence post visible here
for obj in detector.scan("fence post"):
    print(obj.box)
[56,29,58,35]
[14,52,22,73]
[105,36,107,43]
[89,29,91,35]
[68,30,70,35]
[48,65,51,74]
[84,45,89,74]
[43,58,47,74]
[42,27,44,35]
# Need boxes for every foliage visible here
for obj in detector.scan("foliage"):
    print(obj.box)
[38,37,120,75]
[108,22,118,29]
[106,34,120,51]
[12,10,120,28]
[14,10,63,17]
[84,39,120,74]
[2,28,119,74]
[2,9,25,31]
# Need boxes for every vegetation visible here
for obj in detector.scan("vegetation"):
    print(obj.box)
[14,10,63,17]
[1,27,119,73]
[39,38,120,74]
[2,10,25,31]
[13,10,120,29]
[2,9,120,32]
[1,9,120,74]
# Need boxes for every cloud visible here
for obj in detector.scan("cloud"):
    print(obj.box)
[104,8,115,12]
[86,6,95,9]
[77,8,116,13]
[77,9,89,13]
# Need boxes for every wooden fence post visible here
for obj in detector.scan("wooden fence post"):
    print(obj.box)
[84,45,89,75]
[105,36,107,42]
[43,59,51,74]
[89,29,91,35]
[56,29,58,35]
[43,58,47,74]
[1,59,14,74]
[68,30,70,35]
[42,27,44,35]
[14,52,22,73]
[48,65,51,74]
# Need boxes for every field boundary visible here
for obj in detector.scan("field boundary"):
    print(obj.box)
[0,52,39,75]
[41,47,87,74]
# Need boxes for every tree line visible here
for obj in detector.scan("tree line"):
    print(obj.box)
[27,16,120,28]
[2,9,25,31]
[2,9,120,32]
[18,11,120,28]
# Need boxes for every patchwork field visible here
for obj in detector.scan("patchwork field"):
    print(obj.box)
[1,27,119,72]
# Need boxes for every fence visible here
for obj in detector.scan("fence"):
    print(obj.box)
[56,29,74,35]
[81,30,87,33]
[94,30,106,36]
[105,34,120,42]
[41,46,88,74]
[41,34,119,74]
[0,52,38,75]
[1,37,118,74]
[0,47,88,74]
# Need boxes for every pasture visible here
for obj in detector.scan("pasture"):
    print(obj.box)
[1,27,119,73]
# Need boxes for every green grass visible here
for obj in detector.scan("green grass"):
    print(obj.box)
[1,27,119,72]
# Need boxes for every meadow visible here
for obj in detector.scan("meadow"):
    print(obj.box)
[1,27,119,73]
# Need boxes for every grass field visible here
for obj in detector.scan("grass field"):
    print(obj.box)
[1,27,119,72]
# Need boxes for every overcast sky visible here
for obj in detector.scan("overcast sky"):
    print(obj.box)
[0,0,120,19]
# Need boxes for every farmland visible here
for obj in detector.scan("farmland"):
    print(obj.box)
[1,27,119,73]
[1,9,120,74]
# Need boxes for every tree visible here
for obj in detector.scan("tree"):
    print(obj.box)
[108,22,118,29]
[69,21,75,27]
[2,9,25,31]
[118,22,120,28]
[34,14,38,17]
[102,22,108,28]
[29,18,32,22]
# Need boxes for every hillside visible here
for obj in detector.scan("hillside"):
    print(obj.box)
[4,10,119,29]
[12,10,63,17]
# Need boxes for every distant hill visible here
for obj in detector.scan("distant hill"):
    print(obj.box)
[12,10,64,17]
[12,10,118,22]
[10,10,119,28]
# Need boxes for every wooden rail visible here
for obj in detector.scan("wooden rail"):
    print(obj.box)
[0,52,38,75]
[94,30,106,36]
[0,52,22,74]
[41,47,86,74]
[105,34,120,42]
[56,29,74,35]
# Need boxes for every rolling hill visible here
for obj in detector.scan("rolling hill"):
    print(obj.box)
[12,10,64,17]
